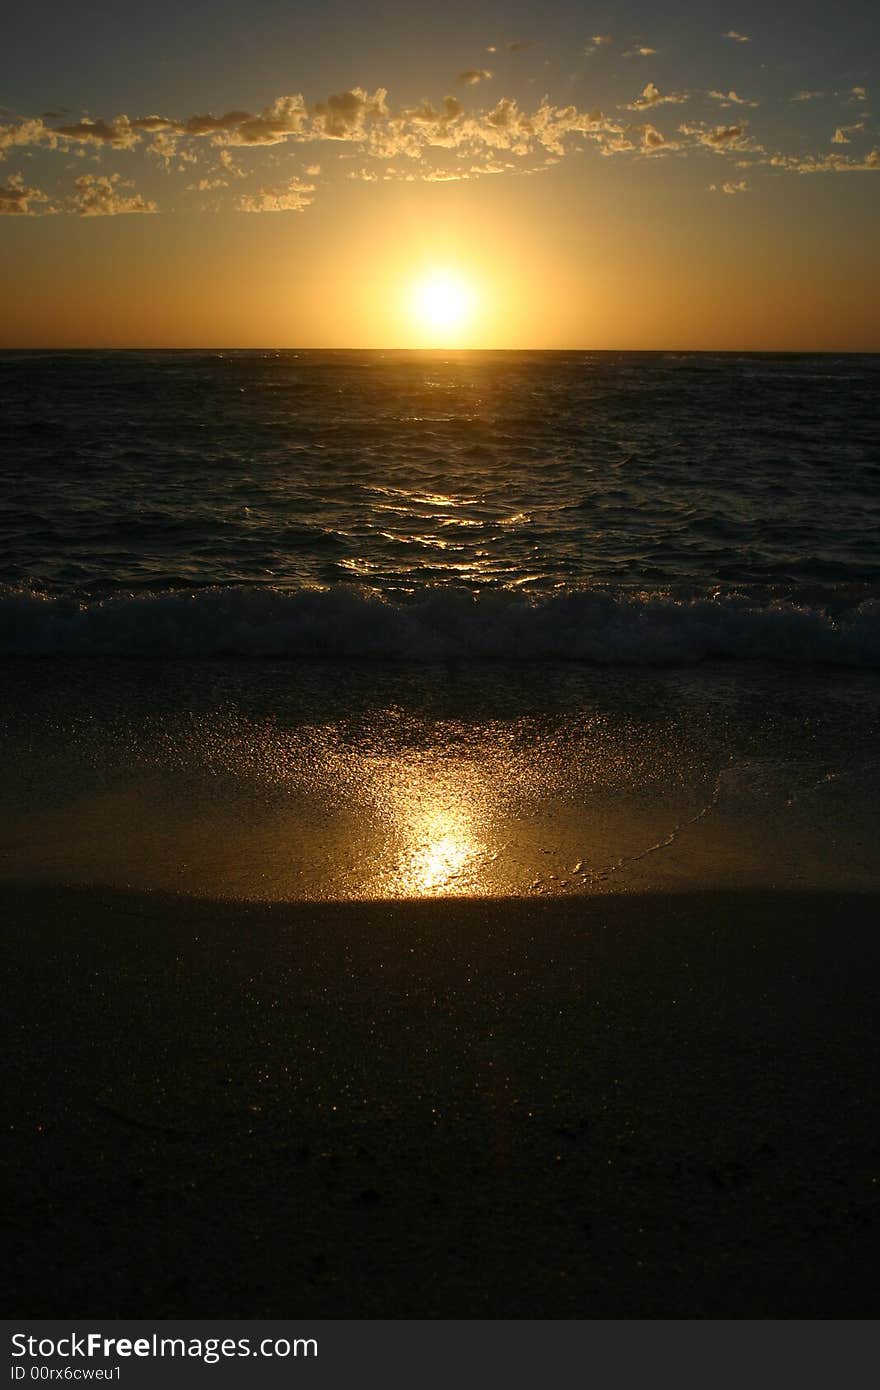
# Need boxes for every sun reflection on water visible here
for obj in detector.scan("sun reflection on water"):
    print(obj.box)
[360,756,493,897]
[395,807,482,895]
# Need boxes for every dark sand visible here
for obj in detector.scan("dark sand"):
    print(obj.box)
[3,883,878,1318]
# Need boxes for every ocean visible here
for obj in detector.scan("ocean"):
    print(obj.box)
[1,349,879,899]
[2,348,879,661]
[5,350,880,1319]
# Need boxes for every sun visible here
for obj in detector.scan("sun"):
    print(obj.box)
[409,270,476,341]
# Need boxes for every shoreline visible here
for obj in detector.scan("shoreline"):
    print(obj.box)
[4,882,878,1317]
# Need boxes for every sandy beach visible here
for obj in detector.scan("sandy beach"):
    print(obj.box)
[3,881,877,1318]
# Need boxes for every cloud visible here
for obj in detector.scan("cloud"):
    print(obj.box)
[699,124,747,147]
[623,83,689,110]
[54,116,141,148]
[237,178,315,212]
[131,115,179,132]
[507,41,532,52]
[363,93,612,163]
[48,111,187,155]
[679,121,754,151]
[369,95,463,158]
[10,71,880,220]
[216,96,309,146]
[183,111,252,136]
[640,124,678,152]
[70,173,157,215]
[173,91,382,147]
[468,158,512,175]
[0,117,56,159]
[709,178,748,193]
[409,96,464,123]
[0,171,52,215]
[218,149,243,177]
[723,31,751,42]
[708,90,759,108]
[791,91,824,102]
[373,154,518,184]
[769,148,880,173]
[312,88,387,139]
[1,84,669,179]
[599,134,636,156]
[584,36,612,56]
[147,130,181,167]
[366,125,423,161]
[478,96,533,152]
[422,168,466,181]
[623,46,656,58]
[456,69,492,86]
[831,120,866,145]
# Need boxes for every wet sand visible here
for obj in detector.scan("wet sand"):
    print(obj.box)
[3,882,878,1318]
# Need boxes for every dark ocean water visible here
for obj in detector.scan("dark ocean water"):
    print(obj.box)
[1,348,878,663]
[2,349,880,897]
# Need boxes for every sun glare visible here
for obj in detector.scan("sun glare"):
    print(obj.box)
[409,271,476,341]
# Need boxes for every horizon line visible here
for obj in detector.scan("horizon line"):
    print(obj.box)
[2,345,879,355]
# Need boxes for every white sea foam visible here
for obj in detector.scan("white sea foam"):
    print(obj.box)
[2,586,879,666]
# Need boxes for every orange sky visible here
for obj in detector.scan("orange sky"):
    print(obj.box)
[2,4,879,348]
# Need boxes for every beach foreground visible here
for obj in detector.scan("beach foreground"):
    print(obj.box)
[4,882,877,1318]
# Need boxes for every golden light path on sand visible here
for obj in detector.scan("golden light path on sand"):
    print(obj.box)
[3,704,878,903]
[363,760,491,897]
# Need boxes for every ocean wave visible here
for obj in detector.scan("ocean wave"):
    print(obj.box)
[1,585,880,666]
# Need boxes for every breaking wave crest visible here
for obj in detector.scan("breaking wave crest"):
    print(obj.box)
[2,585,880,666]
